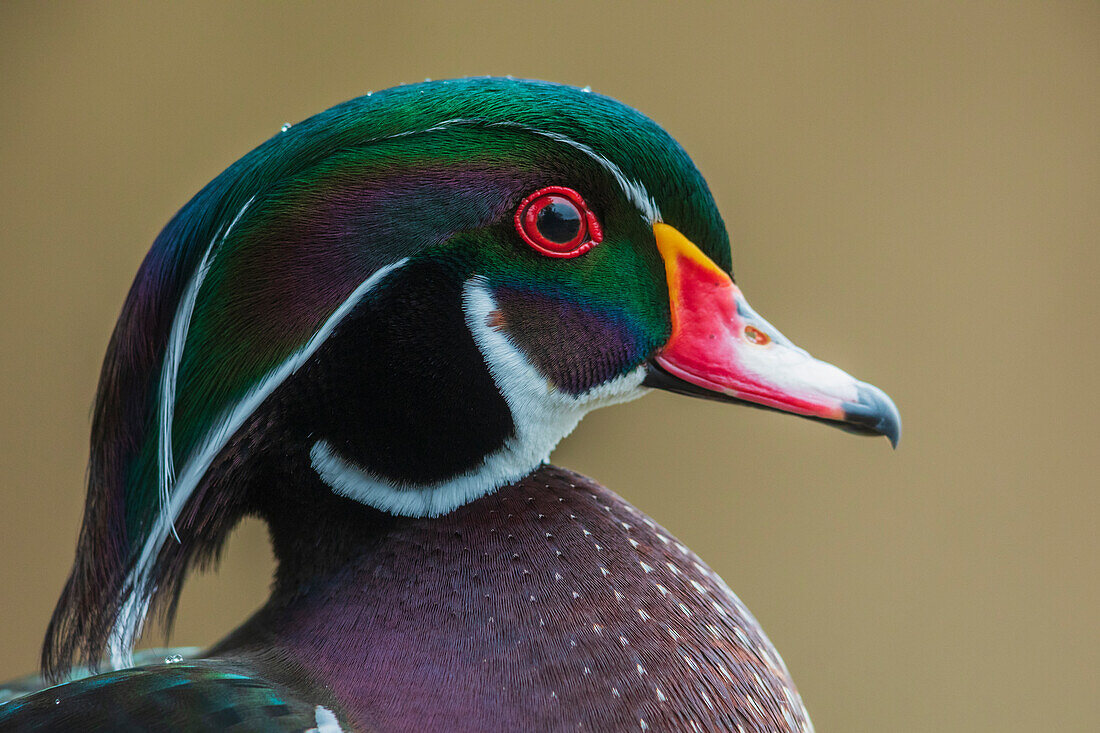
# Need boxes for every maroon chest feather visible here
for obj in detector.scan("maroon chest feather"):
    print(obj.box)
[226,466,812,732]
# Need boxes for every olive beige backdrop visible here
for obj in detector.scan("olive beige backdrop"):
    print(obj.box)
[1,2,1096,731]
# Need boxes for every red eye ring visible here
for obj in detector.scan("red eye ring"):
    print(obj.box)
[514,186,603,258]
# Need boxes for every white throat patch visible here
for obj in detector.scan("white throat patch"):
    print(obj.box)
[311,277,648,518]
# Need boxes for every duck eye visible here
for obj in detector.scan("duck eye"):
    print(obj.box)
[514,186,603,258]
[537,199,581,243]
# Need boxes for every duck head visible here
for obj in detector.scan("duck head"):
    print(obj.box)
[45,78,899,677]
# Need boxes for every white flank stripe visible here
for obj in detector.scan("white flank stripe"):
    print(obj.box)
[110,257,409,669]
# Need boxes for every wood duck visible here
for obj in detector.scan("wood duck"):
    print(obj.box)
[1,78,899,732]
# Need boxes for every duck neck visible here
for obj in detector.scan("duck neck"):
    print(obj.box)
[261,470,402,600]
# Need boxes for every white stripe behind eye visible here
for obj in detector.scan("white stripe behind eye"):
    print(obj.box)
[496,124,663,225]
[373,117,662,224]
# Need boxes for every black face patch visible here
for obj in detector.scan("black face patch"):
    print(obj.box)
[294,259,514,487]
[491,285,646,396]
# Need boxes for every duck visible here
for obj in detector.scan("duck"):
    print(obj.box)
[0,77,899,732]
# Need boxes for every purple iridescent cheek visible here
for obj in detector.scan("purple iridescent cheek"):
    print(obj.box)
[491,286,648,395]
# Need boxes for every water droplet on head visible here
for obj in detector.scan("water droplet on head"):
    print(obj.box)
[165,654,184,663]
[424,77,432,82]
[581,85,592,93]
[280,123,292,133]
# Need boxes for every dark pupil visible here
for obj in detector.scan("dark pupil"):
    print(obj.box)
[536,199,582,244]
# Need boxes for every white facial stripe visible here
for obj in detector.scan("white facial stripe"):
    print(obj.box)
[310,278,649,518]
[113,257,409,669]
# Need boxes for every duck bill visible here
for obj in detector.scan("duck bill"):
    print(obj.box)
[645,223,901,447]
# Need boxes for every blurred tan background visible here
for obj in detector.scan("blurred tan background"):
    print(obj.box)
[1,2,1097,730]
